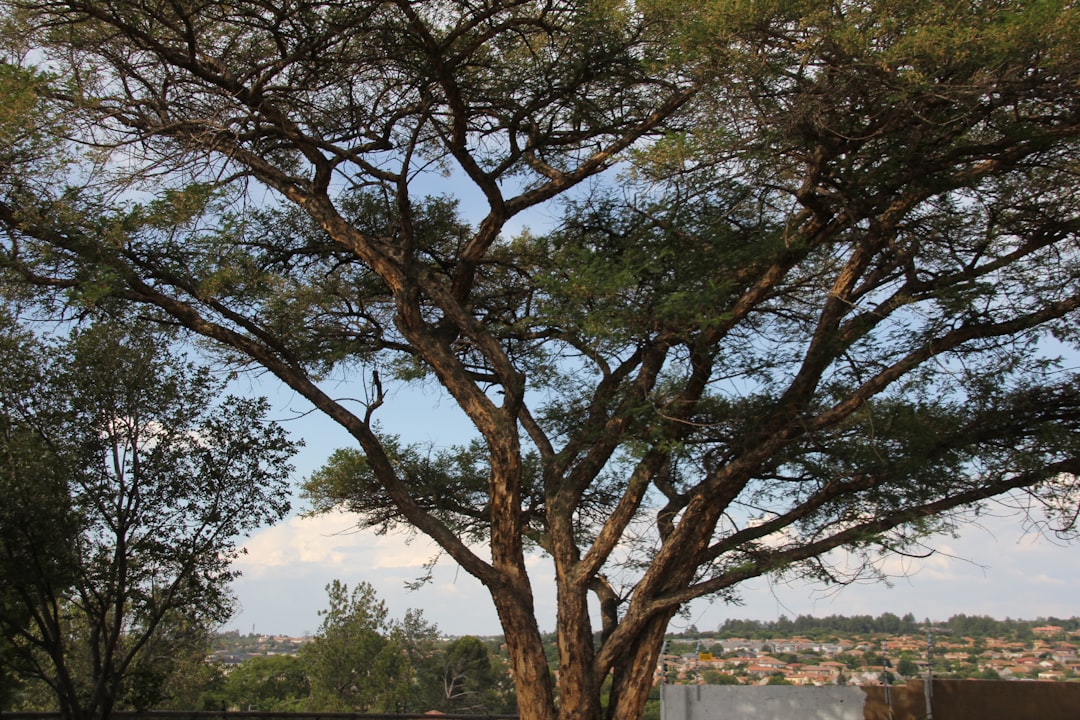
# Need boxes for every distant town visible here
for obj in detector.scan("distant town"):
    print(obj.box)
[212,613,1080,687]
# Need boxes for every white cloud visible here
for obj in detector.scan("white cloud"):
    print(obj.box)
[237,512,367,575]
[1025,574,1067,587]
[230,510,550,636]
[684,511,1080,628]
[229,502,1080,639]
[370,534,446,569]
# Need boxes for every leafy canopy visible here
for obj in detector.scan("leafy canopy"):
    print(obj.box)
[0,2,1078,720]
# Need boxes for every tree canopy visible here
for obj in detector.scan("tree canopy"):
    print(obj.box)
[0,2,1078,719]
[296,580,514,715]
[0,314,297,720]
[301,580,411,713]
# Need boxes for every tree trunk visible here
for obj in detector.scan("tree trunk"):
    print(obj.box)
[607,611,674,720]
[491,587,557,720]
[555,584,602,720]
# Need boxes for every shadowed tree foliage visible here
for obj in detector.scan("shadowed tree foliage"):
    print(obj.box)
[0,2,1079,720]
[219,655,309,712]
[432,635,513,714]
[0,313,296,720]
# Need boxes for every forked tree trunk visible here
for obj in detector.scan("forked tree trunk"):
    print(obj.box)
[607,612,674,720]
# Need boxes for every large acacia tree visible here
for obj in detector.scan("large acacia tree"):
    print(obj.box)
[1,2,1079,719]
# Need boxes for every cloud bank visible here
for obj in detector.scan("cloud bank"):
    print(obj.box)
[227,505,1079,639]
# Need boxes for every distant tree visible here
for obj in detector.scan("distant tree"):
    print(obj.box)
[878,613,901,634]
[0,313,296,720]
[301,581,410,713]
[670,642,699,656]
[1,635,23,708]
[393,609,444,713]
[4,675,56,712]
[835,653,861,671]
[895,657,918,678]
[866,654,887,669]
[153,648,225,712]
[701,670,739,686]
[220,655,309,711]
[116,619,218,712]
[432,636,507,714]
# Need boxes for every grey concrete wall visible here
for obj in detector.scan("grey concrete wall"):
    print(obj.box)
[660,684,867,720]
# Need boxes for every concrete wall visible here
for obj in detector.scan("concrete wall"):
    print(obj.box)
[662,680,1080,720]
[660,684,867,720]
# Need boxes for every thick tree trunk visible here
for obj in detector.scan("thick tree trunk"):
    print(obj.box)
[483,423,558,720]
[491,587,557,720]
[607,612,674,720]
[555,586,602,720]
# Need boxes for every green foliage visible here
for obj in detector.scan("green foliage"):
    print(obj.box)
[305,438,501,541]
[296,581,520,714]
[895,657,918,677]
[432,635,516,714]
[717,613,925,639]
[701,670,740,685]
[204,618,517,716]
[0,2,1079,720]
[220,655,309,711]
[0,62,68,185]
[118,620,219,712]
[153,650,227,712]
[300,580,410,713]
[0,635,23,709]
[0,311,297,720]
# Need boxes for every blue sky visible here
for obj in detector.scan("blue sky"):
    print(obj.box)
[224,378,1080,638]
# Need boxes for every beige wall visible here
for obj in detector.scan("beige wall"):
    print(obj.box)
[863,679,1080,720]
